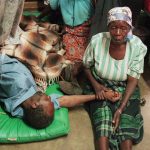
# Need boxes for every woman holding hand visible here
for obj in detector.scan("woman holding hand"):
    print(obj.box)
[83,7,147,150]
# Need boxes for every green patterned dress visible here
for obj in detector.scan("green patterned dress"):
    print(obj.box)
[83,32,147,149]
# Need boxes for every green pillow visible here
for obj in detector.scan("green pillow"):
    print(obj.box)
[0,84,70,143]
[23,10,50,22]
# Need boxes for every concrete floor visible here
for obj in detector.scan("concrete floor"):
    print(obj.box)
[0,67,150,150]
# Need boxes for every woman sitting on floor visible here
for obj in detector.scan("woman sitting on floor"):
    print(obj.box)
[83,7,147,150]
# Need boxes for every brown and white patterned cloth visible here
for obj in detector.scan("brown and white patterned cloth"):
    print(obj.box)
[1,21,71,92]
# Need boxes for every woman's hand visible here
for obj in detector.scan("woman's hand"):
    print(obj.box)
[94,84,108,100]
[105,91,122,102]
[112,109,122,131]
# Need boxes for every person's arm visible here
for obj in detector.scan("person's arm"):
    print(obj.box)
[112,75,138,130]
[59,94,96,107]
[84,67,108,100]
[119,76,138,112]
[84,68,105,90]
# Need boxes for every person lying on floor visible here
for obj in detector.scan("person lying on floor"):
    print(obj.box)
[0,54,121,129]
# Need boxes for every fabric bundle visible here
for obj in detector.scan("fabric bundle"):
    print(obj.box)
[1,17,71,92]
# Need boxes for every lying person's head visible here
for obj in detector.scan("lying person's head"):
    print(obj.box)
[22,91,54,129]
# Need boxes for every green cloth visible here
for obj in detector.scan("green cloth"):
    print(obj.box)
[23,11,50,22]
[0,84,70,143]
[84,78,143,150]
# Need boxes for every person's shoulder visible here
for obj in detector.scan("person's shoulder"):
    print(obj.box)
[129,35,147,50]
[130,35,145,45]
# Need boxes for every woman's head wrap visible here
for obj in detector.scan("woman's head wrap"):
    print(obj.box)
[107,7,132,26]
[107,7,133,40]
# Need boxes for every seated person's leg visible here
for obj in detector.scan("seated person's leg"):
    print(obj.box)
[120,140,132,150]
[97,137,109,150]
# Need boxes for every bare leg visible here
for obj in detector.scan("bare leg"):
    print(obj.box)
[97,137,109,150]
[120,140,132,150]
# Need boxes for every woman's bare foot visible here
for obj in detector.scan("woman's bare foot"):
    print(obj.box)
[104,90,121,102]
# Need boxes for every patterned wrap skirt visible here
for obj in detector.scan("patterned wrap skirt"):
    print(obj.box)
[84,78,144,150]
[63,20,91,62]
